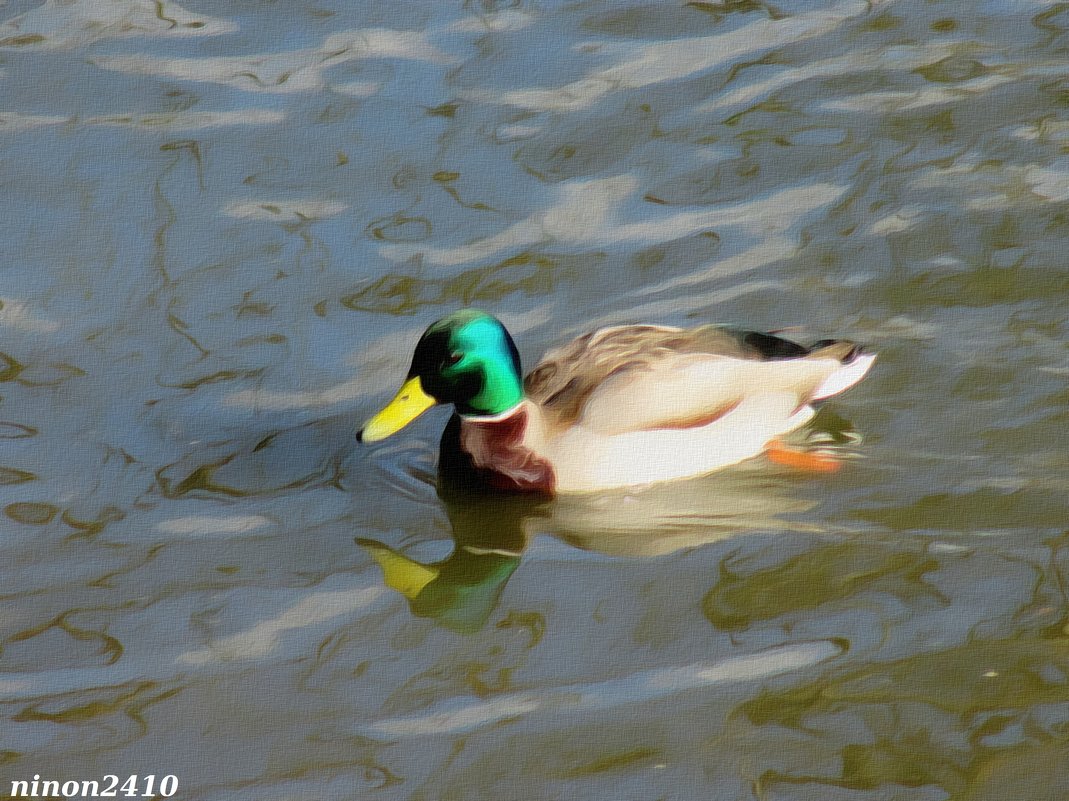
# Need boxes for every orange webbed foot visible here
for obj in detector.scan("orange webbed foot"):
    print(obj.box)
[765,439,841,473]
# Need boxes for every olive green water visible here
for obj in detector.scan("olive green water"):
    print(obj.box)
[2,1,1068,799]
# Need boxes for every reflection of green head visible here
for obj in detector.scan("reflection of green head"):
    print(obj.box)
[409,310,524,417]
[357,537,520,633]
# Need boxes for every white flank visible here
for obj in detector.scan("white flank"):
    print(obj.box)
[812,353,876,400]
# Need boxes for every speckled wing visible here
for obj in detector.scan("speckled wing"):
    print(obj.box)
[523,324,864,435]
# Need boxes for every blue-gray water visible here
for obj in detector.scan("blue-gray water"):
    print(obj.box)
[2,1,1068,798]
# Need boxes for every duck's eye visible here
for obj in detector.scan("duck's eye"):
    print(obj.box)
[442,352,463,368]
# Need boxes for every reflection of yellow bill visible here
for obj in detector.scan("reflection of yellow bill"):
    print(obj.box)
[357,538,438,599]
[358,376,437,442]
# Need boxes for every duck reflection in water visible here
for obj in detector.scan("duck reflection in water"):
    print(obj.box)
[357,412,842,633]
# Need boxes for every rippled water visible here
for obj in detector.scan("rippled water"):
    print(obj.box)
[2,0,1068,798]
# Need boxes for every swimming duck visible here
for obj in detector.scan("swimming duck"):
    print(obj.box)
[358,310,875,494]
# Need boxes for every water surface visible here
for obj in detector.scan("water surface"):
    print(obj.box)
[2,0,1068,798]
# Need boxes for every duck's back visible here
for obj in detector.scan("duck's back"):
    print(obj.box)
[524,324,864,435]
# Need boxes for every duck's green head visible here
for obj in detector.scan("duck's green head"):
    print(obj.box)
[358,310,524,442]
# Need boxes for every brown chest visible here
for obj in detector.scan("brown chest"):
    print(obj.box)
[458,406,555,495]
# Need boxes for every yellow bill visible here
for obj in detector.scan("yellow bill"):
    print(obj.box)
[358,376,437,442]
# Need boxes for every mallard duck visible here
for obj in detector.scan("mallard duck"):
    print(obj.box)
[357,310,875,494]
